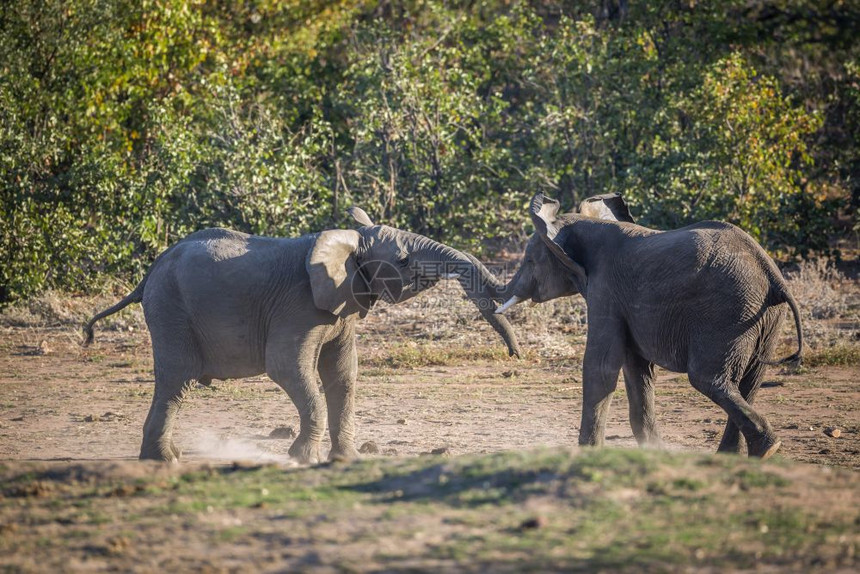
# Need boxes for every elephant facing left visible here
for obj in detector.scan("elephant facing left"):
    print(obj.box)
[83,207,520,464]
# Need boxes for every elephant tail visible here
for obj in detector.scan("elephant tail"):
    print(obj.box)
[82,277,147,347]
[761,283,804,367]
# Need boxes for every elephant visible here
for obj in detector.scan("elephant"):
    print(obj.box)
[495,192,803,459]
[83,207,520,463]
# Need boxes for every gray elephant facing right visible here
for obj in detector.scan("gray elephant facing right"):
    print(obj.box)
[496,193,803,459]
[83,208,520,464]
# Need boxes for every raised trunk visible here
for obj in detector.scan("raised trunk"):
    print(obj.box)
[412,239,521,358]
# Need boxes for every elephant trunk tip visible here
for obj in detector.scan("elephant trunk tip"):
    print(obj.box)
[82,323,95,347]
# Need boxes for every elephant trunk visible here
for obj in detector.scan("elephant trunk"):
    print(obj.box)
[411,239,521,358]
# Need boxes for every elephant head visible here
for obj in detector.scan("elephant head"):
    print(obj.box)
[495,193,634,313]
[306,207,521,357]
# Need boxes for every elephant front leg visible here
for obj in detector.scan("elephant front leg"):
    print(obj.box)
[579,334,625,447]
[622,353,662,447]
[318,331,360,462]
[267,343,327,465]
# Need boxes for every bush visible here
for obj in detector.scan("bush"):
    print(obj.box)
[0,1,855,303]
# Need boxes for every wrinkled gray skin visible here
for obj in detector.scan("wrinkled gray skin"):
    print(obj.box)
[496,193,803,459]
[83,208,519,464]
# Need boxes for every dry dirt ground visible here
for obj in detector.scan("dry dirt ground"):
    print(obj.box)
[0,326,858,469]
[0,268,858,571]
[1,286,858,469]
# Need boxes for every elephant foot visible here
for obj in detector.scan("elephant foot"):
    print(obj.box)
[716,436,743,454]
[328,445,360,463]
[139,441,180,463]
[717,423,744,454]
[716,442,742,454]
[288,437,322,465]
[577,436,604,448]
[169,441,182,461]
[138,433,181,462]
[747,436,781,460]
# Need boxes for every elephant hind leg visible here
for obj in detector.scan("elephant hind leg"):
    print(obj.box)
[142,319,202,462]
[318,330,359,462]
[140,375,195,462]
[717,362,767,455]
[622,352,662,448]
[689,372,780,459]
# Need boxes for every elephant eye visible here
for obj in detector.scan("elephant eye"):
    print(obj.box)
[397,256,410,268]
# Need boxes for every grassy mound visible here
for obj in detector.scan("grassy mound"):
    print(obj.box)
[1,448,857,572]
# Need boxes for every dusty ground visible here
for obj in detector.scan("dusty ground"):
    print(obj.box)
[0,324,859,469]
[1,284,858,469]
[0,263,858,571]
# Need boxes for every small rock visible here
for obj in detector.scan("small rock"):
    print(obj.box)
[84,414,101,423]
[519,516,548,530]
[359,441,380,454]
[269,426,297,439]
[105,536,131,555]
[824,427,842,438]
[396,418,408,425]
[383,448,398,456]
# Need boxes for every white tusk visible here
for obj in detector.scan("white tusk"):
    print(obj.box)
[495,296,522,314]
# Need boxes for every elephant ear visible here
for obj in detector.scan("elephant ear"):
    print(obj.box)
[348,206,375,227]
[530,193,588,294]
[578,192,635,223]
[306,230,371,318]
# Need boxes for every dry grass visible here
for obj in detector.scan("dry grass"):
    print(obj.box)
[804,344,860,367]
[0,278,144,332]
[359,277,588,365]
[783,259,860,354]
[1,258,856,366]
[361,342,518,369]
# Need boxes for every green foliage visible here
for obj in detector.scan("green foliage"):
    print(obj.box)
[1,0,856,302]
[637,53,828,253]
